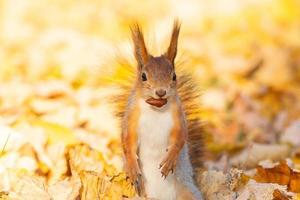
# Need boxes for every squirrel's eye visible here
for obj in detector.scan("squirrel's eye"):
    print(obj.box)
[142,73,147,81]
[173,73,177,81]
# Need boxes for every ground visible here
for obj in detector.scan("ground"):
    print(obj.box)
[0,0,300,199]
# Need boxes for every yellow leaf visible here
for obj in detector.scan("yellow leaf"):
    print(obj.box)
[31,120,77,145]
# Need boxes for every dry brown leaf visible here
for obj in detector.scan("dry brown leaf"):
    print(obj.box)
[78,165,135,199]
[67,144,105,174]
[199,169,240,200]
[67,144,135,199]
[254,160,300,193]
[0,192,10,200]
[273,189,292,200]
[254,161,291,186]
[106,172,136,199]
[79,171,103,200]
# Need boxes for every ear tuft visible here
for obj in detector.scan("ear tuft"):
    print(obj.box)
[130,23,149,69]
[165,20,181,65]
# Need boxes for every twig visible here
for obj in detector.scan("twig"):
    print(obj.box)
[1,132,11,156]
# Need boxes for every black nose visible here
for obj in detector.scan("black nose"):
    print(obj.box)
[155,89,166,98]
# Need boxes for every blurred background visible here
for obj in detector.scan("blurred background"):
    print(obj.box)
[0,0,300,198]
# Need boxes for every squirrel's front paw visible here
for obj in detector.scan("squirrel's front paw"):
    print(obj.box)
[125,160,145,196]
[159,150,178,178]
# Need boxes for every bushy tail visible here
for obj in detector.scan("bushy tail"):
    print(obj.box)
[177,72,204,171]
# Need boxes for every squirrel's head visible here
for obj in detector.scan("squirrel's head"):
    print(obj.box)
[131,21,180,108]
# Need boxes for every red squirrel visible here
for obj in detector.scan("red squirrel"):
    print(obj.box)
[122,21,203,200]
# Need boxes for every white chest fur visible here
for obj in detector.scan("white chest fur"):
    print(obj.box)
[137,99,177,200]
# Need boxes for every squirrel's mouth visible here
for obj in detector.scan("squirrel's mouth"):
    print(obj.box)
[146,97,167,108]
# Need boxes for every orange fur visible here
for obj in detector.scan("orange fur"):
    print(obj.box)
[122,98,146,196]
[120,21,203,199]
[160,98,187,177]
[131,24,149,68]
[165,20,181,64]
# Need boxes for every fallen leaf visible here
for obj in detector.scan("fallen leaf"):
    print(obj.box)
[67,144,105,174]
[273,189,292,200]
[254,161,291,186]
[79,170,104,200]
[48,176,81,200]
[9,174,51,200]
[199,169,239,200]
[254,160,300,193]
[67,144,135,199]
[237,179,292,200]
[230,143,290,168]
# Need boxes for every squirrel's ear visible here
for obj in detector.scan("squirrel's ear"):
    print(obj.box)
[131,24,149,69]
[165,20,181,65]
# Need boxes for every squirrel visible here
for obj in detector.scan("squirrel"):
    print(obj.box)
[121,21,203,200]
